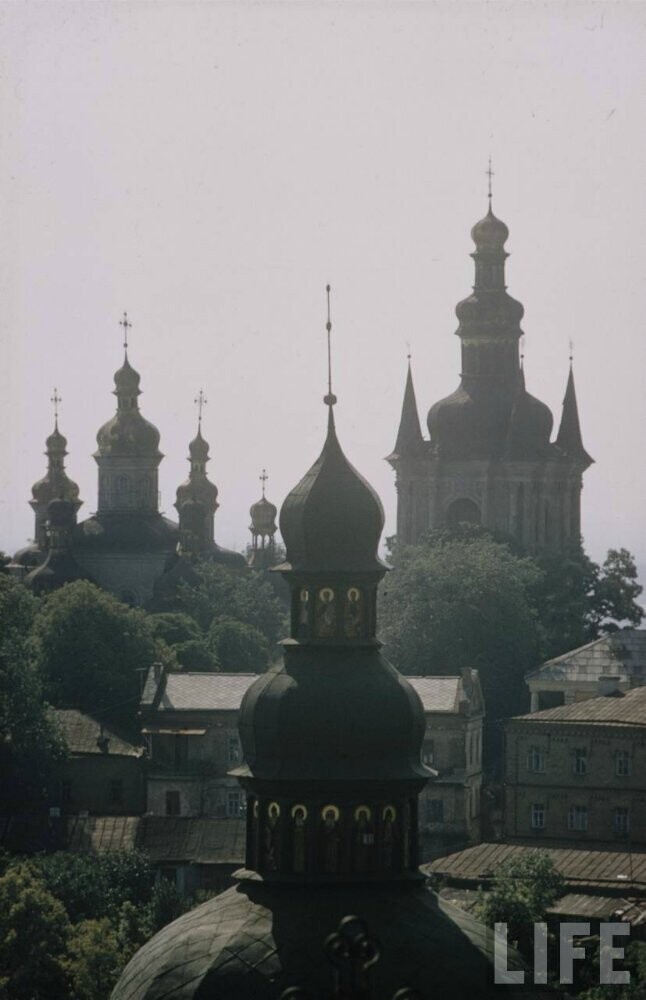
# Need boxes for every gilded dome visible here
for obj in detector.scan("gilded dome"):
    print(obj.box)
[280,409,385,573]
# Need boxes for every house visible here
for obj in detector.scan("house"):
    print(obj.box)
[139,665,485,858]
[49,708,145,816]
[503,686,646,845]
[526,629,646,712]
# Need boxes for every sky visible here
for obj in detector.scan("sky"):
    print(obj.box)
[2,1,646,584]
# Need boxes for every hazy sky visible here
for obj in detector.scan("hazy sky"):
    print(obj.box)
[2,1,646,584]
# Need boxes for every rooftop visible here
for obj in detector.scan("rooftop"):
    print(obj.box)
[141,669,481,715]
[50,708,143,757]
[526,629,646,685]
[424,842,646,894]
[510,684,646,728]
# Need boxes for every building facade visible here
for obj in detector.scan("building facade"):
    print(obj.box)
[503,686,646,845]
[387,199,592,552]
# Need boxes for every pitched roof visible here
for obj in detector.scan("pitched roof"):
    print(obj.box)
[50,708,143,757]
[0,814,140,855]
[137,816,246,865]
[555,365,593,468]
[511,684,646,727]
[386,361,425,462]
[526,629,646,685]
[143,670,476,716]
[424,842,646,894]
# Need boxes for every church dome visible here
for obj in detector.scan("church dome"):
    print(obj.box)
[471,205,509,251]
[175,475,218,510]
[96,412,161,457]
[188,427,209,462]
[113,357,141,395]
[45,426,67,455]
[250,495,277,536]
[280,410,385,573]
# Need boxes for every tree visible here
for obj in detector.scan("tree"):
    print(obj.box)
[534,544,643,660]
[177,560,287,649]
[148,612,204,647]
[208,617,270,672]
[476,851,564,955]
[31,581,176,728]
[0,863,70,999]
[0,576,65,812]
[174,639,220,671]
[379,528,543,727]
[64,918,125,1000]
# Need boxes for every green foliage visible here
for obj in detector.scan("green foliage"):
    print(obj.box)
[208,616,270,672]
[174,638,220,671]
[143,878,190,935]
[178,560,287,649]
[476,851,564,951]
[148,612,204,647]
[30,850,155,923]
[0,863,70,999]
[535,544,643,659]
[0,577,65,811]
[64,918,125,1000]
[32,581,176,727]
[380,528,543,723]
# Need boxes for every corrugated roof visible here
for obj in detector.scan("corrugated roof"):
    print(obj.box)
[527,629,646,684]
[146,671,466,715]
[511,685,646,727]
[50,708,143,757]
[545,894,631,919]
[425,842,646,893]
[66,814,140,853]
[137,816,246,865]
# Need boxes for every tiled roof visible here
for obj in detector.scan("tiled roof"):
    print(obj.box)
[424,842,646,893]
[137,816,246,865]
[143,670,470,715]
[50,708,143,757]
[408,676,461,713]
[526,629,646,684]
[511,685,646,727]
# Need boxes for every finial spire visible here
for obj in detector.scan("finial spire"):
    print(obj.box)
[486,156,494,207]
[194,389,207,426]
[323,284,337,408]
[568,339,574,365]
[406,340,411,362]
[260,468,268,499]
[51,387,61,428]
[520,334,525,368]
[119,311,132,355]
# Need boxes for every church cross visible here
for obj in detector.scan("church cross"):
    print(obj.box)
[119,311,132,351]
[323,284,337,407]
[194,389,207,424]
[260,468,268,498]
[486,156,494,204]
[51,387,61,426]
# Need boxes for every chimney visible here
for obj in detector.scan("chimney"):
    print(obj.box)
[598,675,622,697]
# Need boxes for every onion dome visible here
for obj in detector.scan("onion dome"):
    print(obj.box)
[24,499,90,594]
[30,414,81,523]
[250,496,277,537]
[188,427,209,462]
[471,204,510,251]
[45,425,67,455]
[175,425,219,513]
[280,409,385,573]
[505,366,553,459]
[95,356,161,458]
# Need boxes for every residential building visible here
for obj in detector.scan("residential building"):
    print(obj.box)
[503,686,646,845]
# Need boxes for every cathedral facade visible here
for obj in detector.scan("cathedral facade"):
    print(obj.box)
[12,341,276,606]
[388,199,593,552]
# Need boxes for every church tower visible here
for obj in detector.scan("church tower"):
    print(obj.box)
[388,184,593,552]
[248,469,278,570]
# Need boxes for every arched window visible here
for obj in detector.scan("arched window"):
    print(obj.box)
[446,498,481,529]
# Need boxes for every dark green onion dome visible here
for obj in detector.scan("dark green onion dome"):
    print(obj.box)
[505,367,553,460]
[174,427,219,512]
[249,495,277,536]
[31,425,81,506]
[280,408,385,573]
[73,514,178,553]
[95,357,162,458]
[25,499,90,594]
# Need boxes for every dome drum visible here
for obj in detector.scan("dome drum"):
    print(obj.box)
[281,570,381,645]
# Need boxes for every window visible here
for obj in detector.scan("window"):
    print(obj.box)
[572,749,587,775]
[615,751,632,777]
[110,779,123,805]
[227,735,241,765]
[527,747,545,772]
[165,790,181,816]
[531,803,545,830]
[567,805,588,831]
[227,789,244,817]
[425,799,444,823]
[422,741,435,766]
[613,808,630,835]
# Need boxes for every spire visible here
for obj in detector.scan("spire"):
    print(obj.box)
[387,357,425,464]
[249,469,278,569]
[119,311,131,358]
[486,155,494,208]
[323,284,337,410]
[556,359,594,469]
[51,387,61,430]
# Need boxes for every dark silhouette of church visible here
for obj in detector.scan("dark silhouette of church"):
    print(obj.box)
[388,192,592,552]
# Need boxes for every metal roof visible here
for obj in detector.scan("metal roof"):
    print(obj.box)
[144,670,470,715]
[526,629,646,685]
[50,708,143,757]
[510,685,646,727]
[545,894,632,920]
[137,816,246,865]
[424,842,646,893]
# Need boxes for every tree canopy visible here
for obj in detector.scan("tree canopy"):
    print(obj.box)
[476,851,564,954]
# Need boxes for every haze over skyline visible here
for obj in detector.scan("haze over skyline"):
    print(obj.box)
[2,2,645,587]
